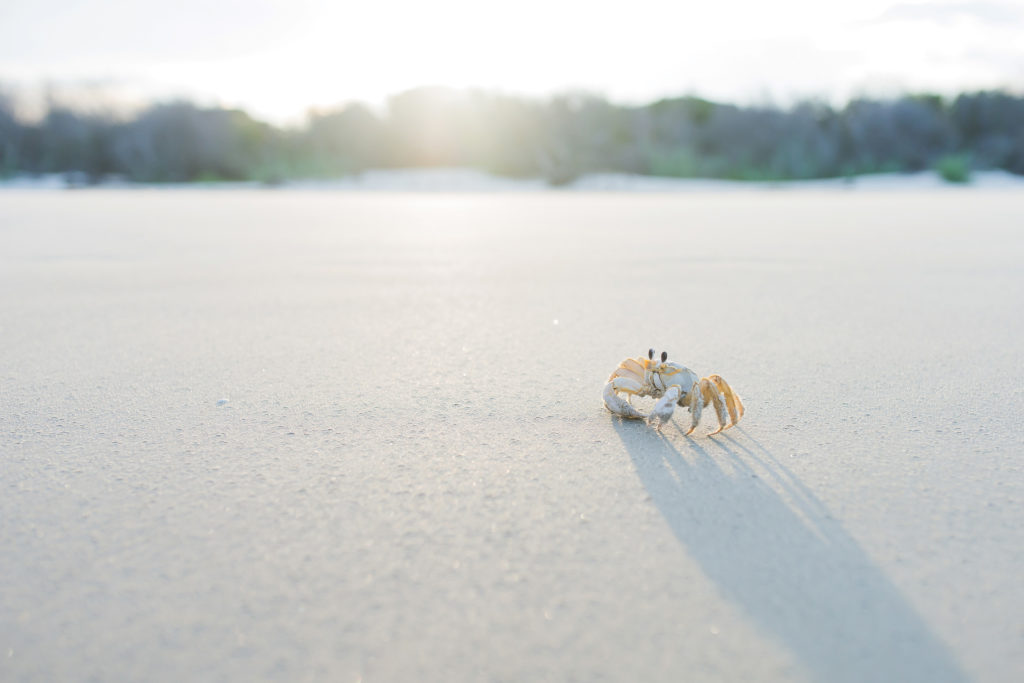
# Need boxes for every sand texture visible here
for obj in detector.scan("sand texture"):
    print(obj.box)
[1,190,1022,682]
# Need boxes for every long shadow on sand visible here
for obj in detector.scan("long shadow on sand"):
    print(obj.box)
[614,420,966,683]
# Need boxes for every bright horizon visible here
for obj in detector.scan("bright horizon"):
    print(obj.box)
[2,0,1023,122]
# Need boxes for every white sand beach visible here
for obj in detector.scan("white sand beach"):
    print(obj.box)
[1,188,1022,681]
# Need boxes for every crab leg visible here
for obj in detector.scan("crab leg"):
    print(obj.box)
[701,377,730,435]
[708,375,744,428]
[684,381,703,435]
[602,377,646,419]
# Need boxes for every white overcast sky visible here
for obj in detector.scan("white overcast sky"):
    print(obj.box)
[1,0,1022,121]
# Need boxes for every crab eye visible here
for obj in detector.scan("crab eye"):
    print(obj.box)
[661,351,668,362]
[648,348,654,360]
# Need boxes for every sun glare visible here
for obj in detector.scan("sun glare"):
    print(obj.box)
[0,0,1021,121]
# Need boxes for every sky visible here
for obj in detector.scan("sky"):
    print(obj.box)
[1,0,1022,122]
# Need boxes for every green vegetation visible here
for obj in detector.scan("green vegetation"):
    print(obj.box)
[1,88,1022,186]
[935,154,972,183]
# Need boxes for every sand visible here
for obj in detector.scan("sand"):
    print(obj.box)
[1,189,1021,682]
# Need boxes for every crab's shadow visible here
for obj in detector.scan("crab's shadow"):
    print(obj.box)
[614,420,966,683]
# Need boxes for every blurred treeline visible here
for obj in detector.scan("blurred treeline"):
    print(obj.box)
[1,87,1023,185]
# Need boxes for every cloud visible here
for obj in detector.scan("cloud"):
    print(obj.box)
[873,1,1024,27]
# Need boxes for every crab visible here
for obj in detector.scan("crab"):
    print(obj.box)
[603,349,744,434]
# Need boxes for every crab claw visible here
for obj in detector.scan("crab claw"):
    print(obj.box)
[648,409,671,430]
[603,378,646,419]
[648,385,682,429]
